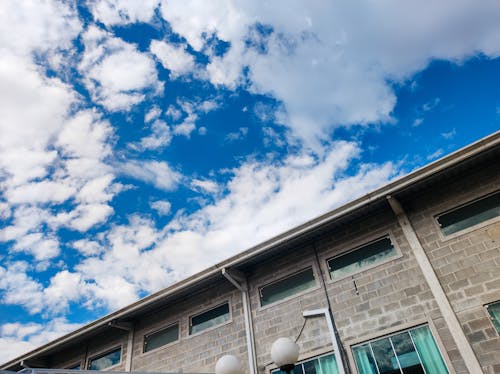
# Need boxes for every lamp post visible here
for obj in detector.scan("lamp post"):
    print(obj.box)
[270,337,299,374]
[215,337,299,374]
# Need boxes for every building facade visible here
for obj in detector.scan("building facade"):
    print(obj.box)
[1,132,500,374]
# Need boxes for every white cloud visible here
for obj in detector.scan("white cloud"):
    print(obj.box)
[145,106,162,123]
[119,160,181,191]
[79,26,162,111]
[150,40,196,78]
[88,0,160,26]
[225,127,248,142]
[191,179,219,194]
[134,120,172,151]
[159,0,500,144]
[0,318,84,364]
[151,200,172,216]
[0,0,81,58]
[441,128,457,140]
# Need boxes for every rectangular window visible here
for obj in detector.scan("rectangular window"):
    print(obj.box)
[352,325,449,374]
[67,363,81,370]
[327,236,397,280]
[190,303,230,335]
[271,352,339,374]
[144,323,179,352]
[486,301,500,334]
[259,267,316,307]
[436,191,500,236]
[88,347,121,370]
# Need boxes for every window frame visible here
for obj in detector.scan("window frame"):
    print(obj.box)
[188,301,232,337]
[325,233,402,282]
[141,321,180,354]
[269,350,337,374]
[348,322,453,374]
[86,345,123,371]
[485,301,500,335]
[434,190,500,240]
[257,265,319,310]
[65,361,83,370]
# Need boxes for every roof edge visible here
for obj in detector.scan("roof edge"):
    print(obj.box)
[2,130,499,369]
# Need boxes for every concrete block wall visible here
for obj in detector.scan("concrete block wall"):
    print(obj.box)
[131,281,247,373]
[404,161,500,374]
[315,208,463,373]
[246,244,333,372]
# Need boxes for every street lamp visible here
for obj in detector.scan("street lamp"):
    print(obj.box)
[215,337,299,374]
[270,337,299,374]
[215,355,243,374]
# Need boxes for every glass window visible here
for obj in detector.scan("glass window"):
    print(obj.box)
[271,352,339,374]
[144,323,179,352]
[436,191,500,236]
[88,347,121,370]
[67,363,81,370]
[327,236,397,280]
[190,303,230,335]
[352,325,449,374]
[486,301,500,334]
[260,267,316,307]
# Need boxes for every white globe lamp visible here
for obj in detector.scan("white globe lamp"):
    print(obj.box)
[215,355,243,374]
[270,337,299,373]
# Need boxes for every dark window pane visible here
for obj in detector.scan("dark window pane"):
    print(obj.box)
[88,348,121,370]
[303,360,317,374]
[391,332,424,374]
[260,268,316,306]
[328,237,396,279]
[68,364,81,370]
[144,323,179,352]
[371,338,400,374]
[190,303,230,335]
[437,191,500,235]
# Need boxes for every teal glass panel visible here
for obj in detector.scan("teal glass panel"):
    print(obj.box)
[328,237,396,279]
[437,191,500,235]
[317,354,339,374]
[487,301,500,334]
[260,268,316,306]
[144,323,179,352]
[271,353,338,374]
[353,345,378,374]
[190,303,230,335]
[410,326,449,374]
[371,338,399,374]
[391,332,423,374]
[88,348,121,370]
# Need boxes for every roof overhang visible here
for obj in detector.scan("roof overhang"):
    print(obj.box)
[2,131,499,370]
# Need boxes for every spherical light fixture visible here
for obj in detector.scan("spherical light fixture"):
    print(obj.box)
[215,355,243,374]
[270,337,299,373]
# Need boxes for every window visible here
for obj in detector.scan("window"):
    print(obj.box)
[486,301,500,334]
[67,363,81,370]
[190,303,230,335]
[271,352,339,374]
[352,325,448,374]
[144,323,179,352]
[327,236,397,280]
[88,347,121,370]
[259,267,316,307]
[436,191,500,236]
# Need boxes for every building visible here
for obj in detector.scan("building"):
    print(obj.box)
[1,132,499,374]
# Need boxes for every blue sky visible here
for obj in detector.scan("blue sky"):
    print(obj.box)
[0,0,499,363]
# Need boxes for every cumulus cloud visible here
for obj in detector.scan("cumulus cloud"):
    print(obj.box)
[119,160,181,191]
[79,26,162,111]
[150,40,197,78]
[150,200,172,216]
[88,0,159,25]
[160,0,500,144]
[0,318,84,364]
